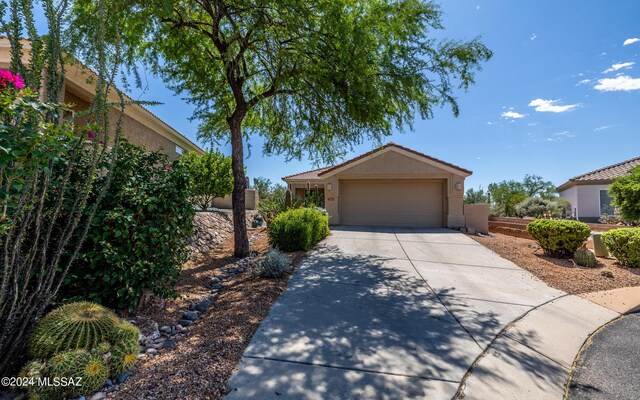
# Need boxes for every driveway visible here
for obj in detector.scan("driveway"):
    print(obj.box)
[226,226,565,399]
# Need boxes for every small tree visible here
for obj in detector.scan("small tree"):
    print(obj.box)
[488,180,527,216]
[522,174,556,199]
[464,187,488,204]
[180,149,233,210]
[609,167,640,222]
[253,176,274,201]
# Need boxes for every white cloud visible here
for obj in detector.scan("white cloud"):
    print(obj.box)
[527,122,538,126]
[547,131,575,142]
[530,33,537,41]
[501,111,525,119]
[600,52,607,56]
[528,99,580,113]
[486,121,494,125]
[603,62,635,73]
[594,75,640,91]
[476,5,480,10]
[577,79,592,85]
[594,125,609,131]
[623,38,640,46]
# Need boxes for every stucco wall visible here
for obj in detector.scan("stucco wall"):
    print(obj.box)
[213,189,259,210]
[559,186,579,218]
[318,149,467,227]
[464,203,489,233]
[560,184,612,220]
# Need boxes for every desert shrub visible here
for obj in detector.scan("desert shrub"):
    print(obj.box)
[574,248,597,268]
[259,189,304,224]
[268,208,330,251]
[61,141,194,310]
[252,248,292,278]
[526,219,591,258]
[602,228,640,267]
[179,149,233,210]
[608,167,640,223]
[515,197,551,218]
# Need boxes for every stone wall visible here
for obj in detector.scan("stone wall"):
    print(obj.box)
[188,210,257,254]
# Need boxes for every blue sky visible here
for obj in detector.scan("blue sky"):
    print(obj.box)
[40,2,640,189]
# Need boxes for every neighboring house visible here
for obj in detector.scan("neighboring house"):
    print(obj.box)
[557,156,640,222]
[283,143,471,228]
[0,37,203,158]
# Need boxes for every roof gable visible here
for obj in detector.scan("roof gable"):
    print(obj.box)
[557,155,640,191]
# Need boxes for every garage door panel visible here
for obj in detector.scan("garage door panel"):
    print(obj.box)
[340,180,444,227]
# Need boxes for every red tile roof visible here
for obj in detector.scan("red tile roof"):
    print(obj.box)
[282,143,472,181]
[557,156,640,190]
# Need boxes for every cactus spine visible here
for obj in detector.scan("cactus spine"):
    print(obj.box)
[574,248,597,268]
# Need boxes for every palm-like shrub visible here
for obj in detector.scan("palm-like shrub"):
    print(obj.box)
[29,302,119,359]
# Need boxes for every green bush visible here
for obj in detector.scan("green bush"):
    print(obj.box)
[526,219,591,258]
[268,208,330,251]
[602,228,640,267]
[61,141,194,310]
[608,167,640,222]
[259,190,304,224]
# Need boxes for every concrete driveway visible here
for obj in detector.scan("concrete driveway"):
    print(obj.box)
[226,226,565,399]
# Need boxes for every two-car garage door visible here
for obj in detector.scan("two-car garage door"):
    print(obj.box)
[340,179,445,227]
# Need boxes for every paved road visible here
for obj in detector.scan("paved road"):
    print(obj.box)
[568,313,640,400]
[226,226,565,399]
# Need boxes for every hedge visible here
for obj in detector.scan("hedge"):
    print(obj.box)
[526,219,591,258]
[268,208,330,251]
[602,228,640,267]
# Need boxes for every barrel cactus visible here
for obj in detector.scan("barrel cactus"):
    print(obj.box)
[574,248,597,268]
[29,302,119,358]
[113,320,140,344]
[110,337,140,375]
[48,350,109,398]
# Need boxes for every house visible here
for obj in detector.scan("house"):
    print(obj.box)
[557,156,640,222]
[283,143,472,228]
[0,37,203,158]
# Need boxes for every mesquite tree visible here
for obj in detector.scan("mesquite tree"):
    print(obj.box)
[72,0,492,257]
[0,0,125,375]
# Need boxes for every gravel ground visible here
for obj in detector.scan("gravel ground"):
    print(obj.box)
[470,233,640,294]
[111,229,306,400]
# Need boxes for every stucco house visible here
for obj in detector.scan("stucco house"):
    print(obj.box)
[283,143,472,228]
[0,37,203,158]
[557,156,640,222]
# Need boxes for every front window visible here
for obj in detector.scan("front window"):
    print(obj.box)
[600,190,615,215]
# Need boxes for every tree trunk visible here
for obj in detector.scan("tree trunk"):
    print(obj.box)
[229,116,249,258]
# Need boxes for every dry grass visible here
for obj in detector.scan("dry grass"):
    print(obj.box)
[112,228,305,400]
[471,232,640,294]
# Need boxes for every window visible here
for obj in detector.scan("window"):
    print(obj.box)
[175,145,183,155]
[599,190,615,216]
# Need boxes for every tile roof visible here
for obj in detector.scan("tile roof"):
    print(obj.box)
[558,156,640,190]
[282,143,472,181]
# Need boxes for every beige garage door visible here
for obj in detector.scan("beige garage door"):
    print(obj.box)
[340,179,444,227]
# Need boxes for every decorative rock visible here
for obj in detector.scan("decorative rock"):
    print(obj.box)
[159,325,172,333]
[78,397,87,400]
[136,354,146,359]
[178,319,193,327]
[467,227,476,235]
[153,337,166,344]
[107,384,119,393]
[188,302,197,311]
[601,270,614,278]
[104,379,113,387]
[146,348,157,355]
[182,311,199,321]
[115,371,131,384]
[88,392,106,400]
[195,299,211,313]
[161,340,176,349]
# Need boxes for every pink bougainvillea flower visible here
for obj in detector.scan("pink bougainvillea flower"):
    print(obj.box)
[12,74,25,89]
[86,131,96,139]
[99,140,105,144]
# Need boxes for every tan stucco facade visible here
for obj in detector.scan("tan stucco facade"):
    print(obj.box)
[284,145,471,228]
[1,38,204,159]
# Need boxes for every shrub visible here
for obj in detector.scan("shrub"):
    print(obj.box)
[259,190,304,224]
[178,149,233,210]
[252,248,292,278]
[608,167,640,222]
[602,228,640,267]
[515,197,551,218]
[268,208,330,251]
[61,141,194,310]
[29,302,119,359]
[574,248,597,268]
[526,219,591,258]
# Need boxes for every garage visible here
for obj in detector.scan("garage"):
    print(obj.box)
[340,179,445,227]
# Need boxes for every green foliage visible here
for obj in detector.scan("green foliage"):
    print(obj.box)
[268,208,330,251]
[574,248,597,268]
[608,167,640,222]
[514,197,570,219]
[252,177,286,202]
[526,219,592,258]
[464,187,488,204]
[522,174,556,199]
[61,141,194,310]
[285,189,293,209]
[178,149,233,210]
[602,228,640,267]
[29,302,119,359]
[251,248,292,279]
[488,180,527,216]
[259,191,305,224]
